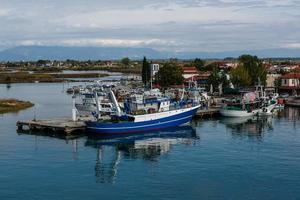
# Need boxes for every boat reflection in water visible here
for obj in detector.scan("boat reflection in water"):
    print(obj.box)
[85,125,198,183]
[220,116,274,140]
[278,107,300,121]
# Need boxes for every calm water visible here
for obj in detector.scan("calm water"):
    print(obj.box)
[1,83,300,200]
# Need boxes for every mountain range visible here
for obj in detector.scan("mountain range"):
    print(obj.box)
[0,46,299,61]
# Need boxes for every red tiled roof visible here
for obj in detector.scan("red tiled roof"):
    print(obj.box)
[184,75,209,81]
[281,73,300,79]
[182,66,197,70]
[182,66,198,75]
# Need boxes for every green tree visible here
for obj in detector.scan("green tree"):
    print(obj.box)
[207,68,230,92]
[193,58,205,71]
[230,66,251,87]
[208,67,220,91]
[220,71,230,89]
[155,62,184,88]
[141,57,151,85]
[121,57,130,67]
[238,55,266,85]
[203,62,218,71]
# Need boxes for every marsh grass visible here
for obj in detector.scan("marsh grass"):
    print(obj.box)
[0,99,34,114]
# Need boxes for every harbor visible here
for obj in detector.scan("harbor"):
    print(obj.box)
[2,0,300,199]
[1,81,300,200]
[12,69,296,136]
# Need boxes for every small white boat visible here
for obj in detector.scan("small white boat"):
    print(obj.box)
[220,108,260,117]
[220,101,261,117]
[258,103,276,116]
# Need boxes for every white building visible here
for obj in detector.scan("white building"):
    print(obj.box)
[281,73,300,87]
[151,63,160,77]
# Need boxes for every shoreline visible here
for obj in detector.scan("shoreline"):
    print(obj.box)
[0,99,34,114]
[0,72,109,84]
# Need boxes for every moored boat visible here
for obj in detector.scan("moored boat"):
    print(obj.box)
[220,103,260,117]
[220,92,261,117]
[258,103,277,116]
[86,89,200,135]
[86,106,200,134]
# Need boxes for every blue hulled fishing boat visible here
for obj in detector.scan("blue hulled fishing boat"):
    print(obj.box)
[86,89,200,135]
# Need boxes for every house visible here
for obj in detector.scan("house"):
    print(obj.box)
[279,73,300,95]
[104,61,113,67]
[182,66,199,79]
[282,65,299,72]
[184,71,211,87]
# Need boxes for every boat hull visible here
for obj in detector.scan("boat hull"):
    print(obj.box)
[220,109,259,117]
[258,104,277,116]
[86,106,199,135]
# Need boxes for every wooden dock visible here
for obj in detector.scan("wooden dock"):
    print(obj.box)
[17,118,87,134]
[195,107,220,118]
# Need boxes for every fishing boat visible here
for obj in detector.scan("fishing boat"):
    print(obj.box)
[220,91,261,117]
[258,94,278,116]
[220,102,260,117]
[86,89,200,135]
[258,102,277,116]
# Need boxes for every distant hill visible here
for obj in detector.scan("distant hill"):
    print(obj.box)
[0,46,299,61]
[0,46,163,61]
[172,49,300,60]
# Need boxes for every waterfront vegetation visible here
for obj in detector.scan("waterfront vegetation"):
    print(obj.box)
[0,99,34,114]
[141,57,151,85]
[0,72,108,83]
[0,55,299,88]
[1,58,142,74]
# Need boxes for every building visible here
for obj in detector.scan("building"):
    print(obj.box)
[279,73,300,95]
[182,66,199,79]
[150,63,160,77]
[266,74,281,88]
[184,71,211,87]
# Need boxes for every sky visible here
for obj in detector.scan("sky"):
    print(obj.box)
[0,0,300,52]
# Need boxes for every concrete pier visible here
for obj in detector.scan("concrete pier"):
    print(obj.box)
[195,107,220,118]
[17,118,87,134]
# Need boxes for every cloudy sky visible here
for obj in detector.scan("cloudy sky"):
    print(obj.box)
[0,0,300,52]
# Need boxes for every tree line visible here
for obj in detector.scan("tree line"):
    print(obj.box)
[142,55,267,90]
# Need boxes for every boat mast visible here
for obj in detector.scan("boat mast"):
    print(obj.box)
[109,89,122,117]
[94,91,101,119]
[180,85,185,102]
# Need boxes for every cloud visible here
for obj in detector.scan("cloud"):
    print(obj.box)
[0,0,300,52]
[15,38,174,47]
[282,43,300,49]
